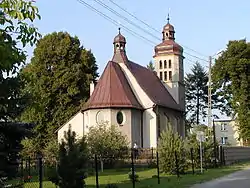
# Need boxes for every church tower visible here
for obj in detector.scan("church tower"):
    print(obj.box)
[153,15,185,111]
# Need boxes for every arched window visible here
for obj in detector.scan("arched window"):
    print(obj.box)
[96,110,105,125]
[168,60,172,68]
[159,60,162,69]
[169,71,172,81]
[159,72,163,80]
[164,71,167,81]
[164,60,167,68]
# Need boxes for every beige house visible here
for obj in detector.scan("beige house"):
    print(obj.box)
[57,18,186,148]
[214,119,243,146]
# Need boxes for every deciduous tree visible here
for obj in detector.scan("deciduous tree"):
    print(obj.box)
[20,32,99,147]
[0,0,41,180]
[212,39,250,141]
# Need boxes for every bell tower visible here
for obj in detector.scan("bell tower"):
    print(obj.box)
[153,15,185,111]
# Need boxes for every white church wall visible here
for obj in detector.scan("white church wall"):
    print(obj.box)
[144,109,157,148]
[83,108,112,134]
[118,63,157,148]
[57,111,84,143]
[110,109,132,146]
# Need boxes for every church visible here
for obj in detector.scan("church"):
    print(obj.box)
[57,18,185,148]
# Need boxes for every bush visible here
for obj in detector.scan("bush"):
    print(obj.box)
[158,123,188,174]
[42,138,59,166]
[87,122,129,167]
[185,126,218,169]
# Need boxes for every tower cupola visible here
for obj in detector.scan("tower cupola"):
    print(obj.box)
[113,28,126,52]
[162,14,175,41]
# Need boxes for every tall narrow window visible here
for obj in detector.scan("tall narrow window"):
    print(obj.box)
[159,60,162,69]
[169,60,172,68]
[159,72,163,80]
[164,71,167,81]
[164,60,167,68]
[169,71,172,81]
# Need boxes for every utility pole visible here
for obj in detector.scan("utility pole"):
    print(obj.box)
[208,56,212,127]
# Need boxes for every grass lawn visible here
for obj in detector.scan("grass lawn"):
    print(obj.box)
[23,162,250,188]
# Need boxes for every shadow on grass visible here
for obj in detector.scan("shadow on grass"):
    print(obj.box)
[96,166,152,177]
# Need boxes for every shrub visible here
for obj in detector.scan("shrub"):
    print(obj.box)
[42,138,59,166]
[185,126,218,169]
[158,123,188,174]
[87,122,129,167]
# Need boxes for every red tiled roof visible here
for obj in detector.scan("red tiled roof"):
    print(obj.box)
[83,61,143,110]
[154,40,183,55]
[127,61,182,111]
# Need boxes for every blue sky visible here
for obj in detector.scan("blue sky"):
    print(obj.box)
[26,0,250,120]
[28,0,250,75]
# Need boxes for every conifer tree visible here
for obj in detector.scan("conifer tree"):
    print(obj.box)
[158,123,187,174]
[50,127,89,188]
[147,61,155,71]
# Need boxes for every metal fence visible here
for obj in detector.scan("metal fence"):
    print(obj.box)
[2,147,226,188]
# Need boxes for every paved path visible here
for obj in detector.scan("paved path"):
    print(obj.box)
[191,167,250,188]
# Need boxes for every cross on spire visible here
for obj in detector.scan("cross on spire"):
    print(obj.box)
[118,27,121,34]
[167,13,170,23]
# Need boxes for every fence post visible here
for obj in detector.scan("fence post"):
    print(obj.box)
[219,146,223,166]
[174,151,180,178]
[20,159,24,182]
[156,150,160,184]
[222,148,226,165]
[190,148,194,175]
[131,149,135,188]
[203,147,207,171]
[94,154,99,188]
[38,155,43,188]
[28,156,31,177]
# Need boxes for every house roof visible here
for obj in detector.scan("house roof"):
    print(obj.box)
[82,60,143,110]
[127,61,182,111]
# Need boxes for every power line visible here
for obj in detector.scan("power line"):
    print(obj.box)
[92,0,161,41]
[108,0,160,34]
[77,0,209,63]
[108,0,208,58]
[76,0,156,46]
[91,0,209,62]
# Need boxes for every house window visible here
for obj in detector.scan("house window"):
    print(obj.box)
[221,123,227,131]
[164,71,167,81]
[159,60,162,69]
[116,111,125,125]
[164,60,167,68]
[169,60,172,68]
[159,72,163,80]
[221,137,228,145]
[169,71,172,81]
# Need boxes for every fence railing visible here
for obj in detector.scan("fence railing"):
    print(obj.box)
[2,147,227,188]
